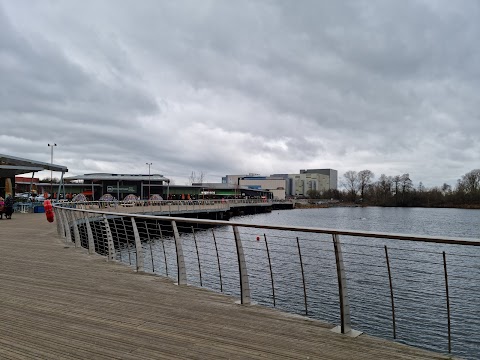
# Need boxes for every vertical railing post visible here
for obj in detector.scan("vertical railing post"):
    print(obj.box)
[111,218,122,261]
[443,252,452,353]
[331,234,361,337]
[233,225,251,305]
[121,218,132,265]
[62,209,72,243]
[145,224,155,273]
[55,207,63,237]
[171,220,187,285]
[384,245,396,339]
[71,211,81,248]
[212,229,223,292]
[84,213,95,255]
[130,217,144,272]
[157,224,169,277]
[296,237,308,315]
[54,207,62,236]
[264,234,275,306]
[192,226,203,286]
[102,215,116,261]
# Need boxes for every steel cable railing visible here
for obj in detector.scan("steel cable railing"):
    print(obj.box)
[54,204,480,360]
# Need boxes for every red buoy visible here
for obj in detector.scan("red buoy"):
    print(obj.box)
[256,236,260,241]
[44,200,55,223]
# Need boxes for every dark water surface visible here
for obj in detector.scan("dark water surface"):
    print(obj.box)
[127,207,480,359]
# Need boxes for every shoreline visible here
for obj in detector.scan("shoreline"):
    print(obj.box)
[293,202,480,210]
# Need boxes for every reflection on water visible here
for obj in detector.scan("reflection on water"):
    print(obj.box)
[119,207,480,360]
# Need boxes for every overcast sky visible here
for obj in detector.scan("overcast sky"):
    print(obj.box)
[1,1,479,187]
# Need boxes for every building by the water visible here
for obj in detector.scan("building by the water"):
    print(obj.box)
[64,173,170,200]
[222,168,338,199]
[64,173,272,201]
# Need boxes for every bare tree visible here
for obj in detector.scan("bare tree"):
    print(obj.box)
[400,173,413,205]
[357,170,374,201]
[342,170,358,201]
[188,171,205,185]
[459,169,480,193]
[441,183,451,195]
[377,174,392,203]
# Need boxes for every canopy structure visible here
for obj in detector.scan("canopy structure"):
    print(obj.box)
[123,194,138,202]
[72,193,87,202]
[0,153,68,177]
[0,153,68,199]
[99,194,116,201]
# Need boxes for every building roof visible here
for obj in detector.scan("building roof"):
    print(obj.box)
[0,153,68,177]
[65,173,170,182]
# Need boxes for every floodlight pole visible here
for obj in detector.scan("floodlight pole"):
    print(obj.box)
[146,162,152,200]
[48,143,57,198]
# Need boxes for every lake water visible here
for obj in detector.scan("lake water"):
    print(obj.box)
[117,207,480,359]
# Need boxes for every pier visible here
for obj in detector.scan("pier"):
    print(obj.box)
[0,213,454,359]
[68,199,279,220]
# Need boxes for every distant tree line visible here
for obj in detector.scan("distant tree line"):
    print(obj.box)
[307,169,480,208]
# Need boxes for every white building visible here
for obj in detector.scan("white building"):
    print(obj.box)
[222,169,337,200]
[286,169,338,197]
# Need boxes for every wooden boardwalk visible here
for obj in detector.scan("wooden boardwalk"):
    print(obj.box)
[0,214,451,359]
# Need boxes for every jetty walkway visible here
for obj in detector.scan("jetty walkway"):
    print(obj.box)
[0,214,451,359]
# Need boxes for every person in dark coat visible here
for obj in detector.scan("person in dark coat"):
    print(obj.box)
[0,196,4,219]
[4,195,14,219]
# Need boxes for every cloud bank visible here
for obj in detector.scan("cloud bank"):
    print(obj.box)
[1,0,479,187]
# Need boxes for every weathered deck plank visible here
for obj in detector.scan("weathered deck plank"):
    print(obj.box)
[0,214,451,359]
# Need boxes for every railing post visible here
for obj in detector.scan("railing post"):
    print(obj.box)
[233,225,251,305]
[384,245,396,339]
[71,211,81,248]
[192,226,203,286]
[54,207,63,236]
[443,252,452,353]
[171,220,187,285]
[157,224,169,277]
[84,213,95,255]
[264,233,275,306]
[54,207,62,236]
[331,234,361,337]
[130,217,144,272]
[102,215,116,261]
[212,229,223,292]
[62,209,72,243]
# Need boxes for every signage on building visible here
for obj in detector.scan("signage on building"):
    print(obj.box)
[107,185,137,193]
[200,191,215,195]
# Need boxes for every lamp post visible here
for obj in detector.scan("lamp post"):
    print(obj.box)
[146,162,152,200]
[166,179,170,200]
[48,143,57,198]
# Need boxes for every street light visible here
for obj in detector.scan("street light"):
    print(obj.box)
[166,179,170,200]
[146,162,152,200]
[48,143,57,198]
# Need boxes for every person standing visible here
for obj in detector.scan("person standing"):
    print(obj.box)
[0,197,4,219]
[4,195,14,219]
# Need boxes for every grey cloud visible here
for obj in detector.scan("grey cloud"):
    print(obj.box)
[1,0,479,185]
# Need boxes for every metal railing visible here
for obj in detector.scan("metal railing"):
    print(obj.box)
[55,198,272,214]
[53,204,480,359]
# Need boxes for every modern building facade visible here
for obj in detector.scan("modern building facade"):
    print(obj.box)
[223,168,337,199]
[64,173,170,200]
[287,169,338,197]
